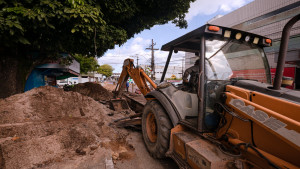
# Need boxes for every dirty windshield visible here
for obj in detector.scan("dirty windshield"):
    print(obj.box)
[205,39,271,83]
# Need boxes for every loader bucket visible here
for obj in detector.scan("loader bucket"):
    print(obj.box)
[109,98,130,111]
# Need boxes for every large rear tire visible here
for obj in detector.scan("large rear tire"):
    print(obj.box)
[142,100,172,158]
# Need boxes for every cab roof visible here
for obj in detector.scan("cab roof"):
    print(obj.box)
[161,24,272,53]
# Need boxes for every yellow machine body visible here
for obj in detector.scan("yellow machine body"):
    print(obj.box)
[218,85,300,168]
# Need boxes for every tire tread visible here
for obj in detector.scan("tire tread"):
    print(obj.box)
[142,100,172,158]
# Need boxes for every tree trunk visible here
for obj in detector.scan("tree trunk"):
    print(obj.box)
[0,48,34,98]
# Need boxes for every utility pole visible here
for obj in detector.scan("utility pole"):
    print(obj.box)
[146,39,159,80]
[182,58,184,79]
[131,54,139,66]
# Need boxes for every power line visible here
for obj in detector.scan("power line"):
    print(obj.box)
[155,58,184,64]
[140,54,149,60]
[100,57,182,65]
[98,63,123,64]
[130,54,140,66]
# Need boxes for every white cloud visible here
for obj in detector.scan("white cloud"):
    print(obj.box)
[97,0,254,73]
[98,37,185,73]
[185,0,250,20]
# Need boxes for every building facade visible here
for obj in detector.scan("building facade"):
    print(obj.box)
[208,0,300,89]
[139,64,184,81]
[57,72,104,86]
[185,53,199,71]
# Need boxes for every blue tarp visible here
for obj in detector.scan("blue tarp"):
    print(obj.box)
[24,69,45,92]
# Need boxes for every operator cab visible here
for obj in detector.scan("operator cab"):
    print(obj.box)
[159,24,272,131]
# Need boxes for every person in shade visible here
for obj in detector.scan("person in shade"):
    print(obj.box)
[182,59,200,93]
[126,80,130,92]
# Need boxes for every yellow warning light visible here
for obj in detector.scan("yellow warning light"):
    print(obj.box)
[224,30,231,38]
[235,33,242,40]
[253,37,259,44]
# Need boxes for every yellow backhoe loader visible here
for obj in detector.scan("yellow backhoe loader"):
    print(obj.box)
[139,14,300,169]
[113,14,300,169]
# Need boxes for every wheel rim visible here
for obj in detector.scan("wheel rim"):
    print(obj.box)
[146,111,157,143]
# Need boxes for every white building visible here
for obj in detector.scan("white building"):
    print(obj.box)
[111,73,121,81]
[139,64,184,81]
[155,65,183,80]
[185,53,198,71]
[57,72,103,86]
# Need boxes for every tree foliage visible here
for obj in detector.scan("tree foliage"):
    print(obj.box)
[98,64,114,77]
[0,0,195,97]
[0,0,195,57]
[73,54,99,74]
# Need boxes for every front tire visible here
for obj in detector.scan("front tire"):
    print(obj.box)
[142,100,172,158]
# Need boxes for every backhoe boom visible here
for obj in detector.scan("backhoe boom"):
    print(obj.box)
[114,59,157,98]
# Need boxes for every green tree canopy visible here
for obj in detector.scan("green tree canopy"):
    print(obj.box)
[73,54,99,74]
[0,0,195,98]
[0,0,194,57]
[98,64,114,77]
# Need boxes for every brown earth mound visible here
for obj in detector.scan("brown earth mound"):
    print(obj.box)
[0,86,133,169]
[70,82,113,101]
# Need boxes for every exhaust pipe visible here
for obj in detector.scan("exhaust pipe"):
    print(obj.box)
[273,14,300,90]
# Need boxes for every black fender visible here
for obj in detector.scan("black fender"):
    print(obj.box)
[145,90,180,126]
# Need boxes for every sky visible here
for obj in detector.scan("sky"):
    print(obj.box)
[98,0,253,73]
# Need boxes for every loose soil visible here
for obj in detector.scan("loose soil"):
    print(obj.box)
[70,82,113,101]
[0,86,132,169]
[101,82,117,92]
[0,84,178,169]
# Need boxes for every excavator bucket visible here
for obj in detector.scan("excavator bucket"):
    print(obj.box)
[112,113,142,130]
[109,98,130,111]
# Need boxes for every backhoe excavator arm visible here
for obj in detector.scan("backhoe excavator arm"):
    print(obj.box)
[114,59,157,98]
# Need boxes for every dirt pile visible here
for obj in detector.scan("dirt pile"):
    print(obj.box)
[102,82,117,92]
[0,86,133,169]
[70,82,113,101]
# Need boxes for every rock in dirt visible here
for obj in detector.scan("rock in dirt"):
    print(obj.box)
[0,86,133,169]
[70,82,113,101]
